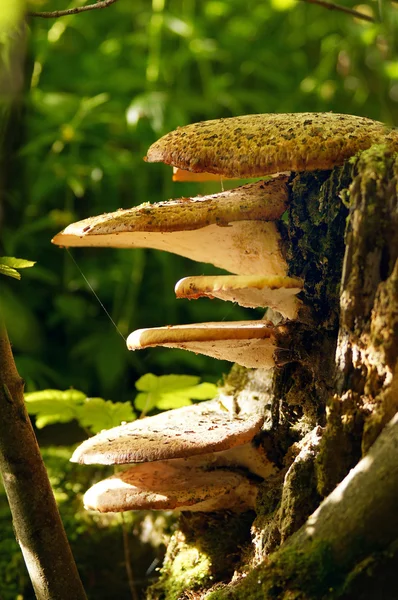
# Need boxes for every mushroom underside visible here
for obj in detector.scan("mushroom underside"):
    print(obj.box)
[175,275,303,319]
[127,320,279,369]
[83,461,258,512]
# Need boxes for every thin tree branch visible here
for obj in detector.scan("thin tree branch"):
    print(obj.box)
[0,320,88,600]
[27,0,119,19]
[298,0,375,22]
[121,513,139,600]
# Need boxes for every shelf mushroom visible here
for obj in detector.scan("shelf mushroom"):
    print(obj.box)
[72,394,275,513]
[127,321,281,369]
[52,112,398,513]
[52,176,290,278]
[175,275,303,320]
[83,461,259,513]
[145,112,398,178]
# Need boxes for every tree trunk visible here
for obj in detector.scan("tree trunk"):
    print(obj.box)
[0,321,88,600]
[148,147,398,600]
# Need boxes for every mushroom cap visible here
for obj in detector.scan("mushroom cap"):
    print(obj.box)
[51,178,289,277]
[145,112,398,178]
[71,395,266,465]
[52,177,288,242]
[127,321,277,369]
[175,275,303,319]
[83,462,258,512]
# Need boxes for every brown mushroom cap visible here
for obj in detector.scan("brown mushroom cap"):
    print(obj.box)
[127,321,277,369]
[175,275,303,319]
[51,178,289,277]
[83,461,258,512]
[52,177,288,240]
[145,112,398,178]
[71,395,266,466]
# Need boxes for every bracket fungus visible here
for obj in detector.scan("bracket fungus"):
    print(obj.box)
[52,176,289,277]
[127,321,280,369]
[175,275,303,319]
[145,112,398,178]
[83,461,258,513]
[72,394,274,512]
[53,113,398,514]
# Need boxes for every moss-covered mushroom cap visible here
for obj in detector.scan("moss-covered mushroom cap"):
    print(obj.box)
[145,112,398,178]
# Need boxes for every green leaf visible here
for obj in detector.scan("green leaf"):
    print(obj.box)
[0,257,35,280]
[25,389,135,433]
[134,374,218,412]
[75,397,135,434]
[0,264,20,280]
[135,373,200,392]
[24,389,86,429]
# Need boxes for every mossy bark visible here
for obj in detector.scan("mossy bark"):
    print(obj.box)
[147,147,398,600]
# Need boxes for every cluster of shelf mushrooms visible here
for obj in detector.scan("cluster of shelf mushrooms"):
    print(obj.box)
[53,112,398,514]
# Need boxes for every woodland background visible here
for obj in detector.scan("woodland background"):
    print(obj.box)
[0,0,397,598]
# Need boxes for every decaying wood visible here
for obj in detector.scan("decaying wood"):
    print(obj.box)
[148,148,398,599]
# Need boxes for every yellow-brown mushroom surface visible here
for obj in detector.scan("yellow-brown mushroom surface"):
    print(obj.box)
[146,112,398,178]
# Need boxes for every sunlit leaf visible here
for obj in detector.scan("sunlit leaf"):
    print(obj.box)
[75,397,136,434]
[25,389,86,428]
[134,373,218,412]
[25,389,135,433]
[0,257,36,280]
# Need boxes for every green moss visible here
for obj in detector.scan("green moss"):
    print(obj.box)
[207,541,340,600]
[150,539,213,600]
[149,512,254,600]
[279,166,352,329]
[255,481,282,518]
[315,394,364,497]
[222,364,249,395]
[338,538,398,599]
[272,542,338,597]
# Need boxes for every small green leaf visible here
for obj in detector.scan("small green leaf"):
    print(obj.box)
[75,397,135,434]
[25,389,135,433]
[134,374,218,412]
[0,264,20,280]
[0,257,36,280]
[25,389,86,429]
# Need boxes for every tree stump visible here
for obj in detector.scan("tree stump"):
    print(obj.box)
[148,146,398,600]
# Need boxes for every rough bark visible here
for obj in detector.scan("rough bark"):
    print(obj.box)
[147,147,398,600]
[0,320,88,600]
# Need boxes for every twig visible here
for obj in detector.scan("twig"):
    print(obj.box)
[298,0,375,22]
[27,0,119,19]
[121,512,139,600]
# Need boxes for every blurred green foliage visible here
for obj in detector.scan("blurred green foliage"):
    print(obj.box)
[1,0,398,403]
